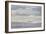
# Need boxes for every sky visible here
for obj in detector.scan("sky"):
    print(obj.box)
[11,5,41,16]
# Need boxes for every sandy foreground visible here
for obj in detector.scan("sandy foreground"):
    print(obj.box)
[11,10,41,28]
[11,15,41,28]
[11,15,41,23]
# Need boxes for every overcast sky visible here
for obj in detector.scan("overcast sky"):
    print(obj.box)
[11,5,41,16]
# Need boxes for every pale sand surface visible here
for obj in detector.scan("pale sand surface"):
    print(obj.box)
[11,15,41,23]
[11,15,41,28]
